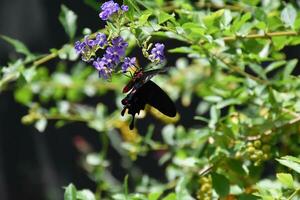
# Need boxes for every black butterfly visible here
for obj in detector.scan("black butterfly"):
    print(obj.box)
[121,68,177,129]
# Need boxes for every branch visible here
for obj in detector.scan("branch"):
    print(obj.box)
[223,31,299,42]
[212,53,269,84]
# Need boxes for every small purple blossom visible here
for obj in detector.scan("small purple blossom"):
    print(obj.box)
[149,43,165,63]
[121,57,136,72]
[74,41,85,54]
[121,5,129,11]
[112,36,128,48]
[106,46,125,64]
[95,33,107,48]
[92,57,113,79]
[99,0,120,21]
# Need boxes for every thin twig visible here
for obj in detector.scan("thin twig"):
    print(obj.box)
[223,31,299,42]
[212,53,268,84]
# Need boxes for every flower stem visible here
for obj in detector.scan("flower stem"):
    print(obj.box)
[33,52,59,66]
[288,188,300,200]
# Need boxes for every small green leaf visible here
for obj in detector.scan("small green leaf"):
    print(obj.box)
[276,173,294,188]
[161,193,176,200]
[221,9,232,29]
[139,10,152,26]
[175,177,194,200]
[124,175,129,199]
[168,47,194,54]
[158,11,174,24]
[1,35,34,59]
[248,63,267,79]
[59,5,77,40]
[277,157,300,174]
[281,4,297,28]
[209,105,220,129]
[265,61,286,73]
[283,59,298,80]
[211,172,230,197]
[148,191,163,200]
[83,0,98,10]
[22,66,37,82]
[64,183,77,200]
[76,189,95,200]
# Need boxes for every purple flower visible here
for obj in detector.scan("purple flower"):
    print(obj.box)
[149,43,165,63]
[84,35,96,48]
[121,57,136,72]
[74,41,85,54]
[106,46,126,63]
[111,36,128,48]
[99,0,120,21]
[93,57,112,79]
[95,33,107,48]
[121,5,129,11]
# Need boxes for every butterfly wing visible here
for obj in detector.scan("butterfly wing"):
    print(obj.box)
[141,81,177,117]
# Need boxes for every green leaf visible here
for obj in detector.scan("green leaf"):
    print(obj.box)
[209,105,220,129]
[138,10,152,26]
[148,192,163,200]
[64,183,77,200]
[59,5,77,40]
[221,9,232,29]
[124,175,129,199]
[175,177,194,200]
[83,0,98,10]
[77,189,95,200]
[161,193,176,200]
[281,4,297,28]
[1,35,34,59]
[158,11,174,24]
[272,36,290,51]
[277,156,300,174]
[168,47,194,54]
[22,66,37,82]
[232,12,252,32]
[283,59,298,80]
[248,63,267,80]
[124,0,141,14]
[276,173,294,189]
[265,61,286,73]
[211,172,230,197]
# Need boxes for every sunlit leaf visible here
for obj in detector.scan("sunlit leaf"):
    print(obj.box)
[59,5,77,40]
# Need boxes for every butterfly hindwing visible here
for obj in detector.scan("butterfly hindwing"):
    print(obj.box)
[139,81,176,117]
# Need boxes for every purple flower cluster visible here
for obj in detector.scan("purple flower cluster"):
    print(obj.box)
[149,43,165,63]
[99,0,128,21]
[91,36,135,79]
[74,33,107,61]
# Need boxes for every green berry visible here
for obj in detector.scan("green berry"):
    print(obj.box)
[250,154,258,161]
[262,145,271,152]
[262,134,272,143]
[247,142,253,147]
[201,183,211,192]
[262,154,269,160]
[256,150,264,157]
[254,140,262,148]
[247,146,256,154]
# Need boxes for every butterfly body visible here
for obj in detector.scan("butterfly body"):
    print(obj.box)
[121,68,176,129]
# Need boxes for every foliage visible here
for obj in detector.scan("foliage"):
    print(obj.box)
[2,0,300,199]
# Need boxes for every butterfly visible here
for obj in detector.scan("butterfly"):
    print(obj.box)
[121,67,177,129]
